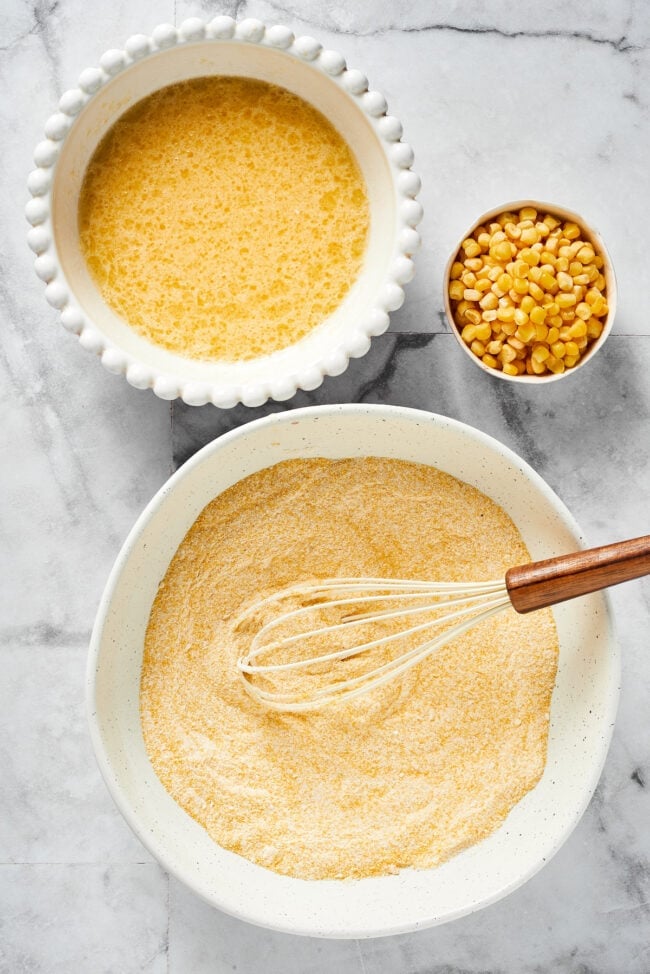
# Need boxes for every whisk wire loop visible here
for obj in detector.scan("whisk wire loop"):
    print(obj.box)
[236,577,512,712]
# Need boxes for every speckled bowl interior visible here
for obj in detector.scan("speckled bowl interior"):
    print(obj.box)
[28,19,421,407]
[88,404,619,937]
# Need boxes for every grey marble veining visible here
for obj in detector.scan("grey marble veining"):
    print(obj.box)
[2,0,650,971]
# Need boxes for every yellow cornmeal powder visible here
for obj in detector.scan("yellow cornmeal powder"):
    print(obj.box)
[78,77,370,362]
[140,458,559,880]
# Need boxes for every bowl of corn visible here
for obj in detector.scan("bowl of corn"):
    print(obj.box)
[444,201,615,381]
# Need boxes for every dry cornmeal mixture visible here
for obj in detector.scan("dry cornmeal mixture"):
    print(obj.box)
[140,458,559,880]
[78,77,369,362]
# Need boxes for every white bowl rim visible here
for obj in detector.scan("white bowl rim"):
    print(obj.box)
[442,198,617,383]
[87,403,619,937]
[26,17,422,409]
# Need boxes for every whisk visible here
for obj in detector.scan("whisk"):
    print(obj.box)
[236,535,650,712]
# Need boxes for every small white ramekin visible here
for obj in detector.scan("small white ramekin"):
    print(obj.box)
[443,200,616,383]
[27,18,421,407]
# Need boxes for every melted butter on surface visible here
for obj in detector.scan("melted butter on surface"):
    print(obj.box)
[78,77,370,361]
[140,458,559,881]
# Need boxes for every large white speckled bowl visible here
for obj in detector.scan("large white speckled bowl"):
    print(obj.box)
[26,18,421,408]
[87,404,619,937]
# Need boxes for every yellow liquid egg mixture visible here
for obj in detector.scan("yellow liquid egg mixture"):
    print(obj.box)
[141,458,559,881]
[78,77,370,361]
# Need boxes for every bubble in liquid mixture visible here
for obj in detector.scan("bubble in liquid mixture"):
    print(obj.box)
[78,77,370,362]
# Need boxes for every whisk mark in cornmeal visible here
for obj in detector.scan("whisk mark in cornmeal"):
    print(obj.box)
[140,458,559,881]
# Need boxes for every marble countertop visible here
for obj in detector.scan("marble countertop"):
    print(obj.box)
[2,1,650,971]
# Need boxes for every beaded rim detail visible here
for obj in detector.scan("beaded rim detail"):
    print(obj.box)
[27,18,422,408]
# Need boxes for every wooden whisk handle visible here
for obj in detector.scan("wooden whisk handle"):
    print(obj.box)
[505,534,650,614]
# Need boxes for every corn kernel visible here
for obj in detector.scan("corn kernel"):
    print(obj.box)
[531,356,547,375]
[532,344,550,363]
[569,320,587,338]
[520,248,540,267]
[482,354,498,369]
[563,222,581,240]
[463,239,481,257]
[465,257,484,272]
[528,282,545,302]
[471,339,486,357]
[496,305,516,323]
[497,273,513,292]
[560,311,575,323]
[547,326,560,344]
[513,278,529,295]
[516,323,536,343]
[461,324,477,342]
[545,236,559,254]
[502,362,519,376]
[543,214,560,230]
[465,309,482,325]
[477,232,491,249]
[487,340,503,355]
[456,300,470,318]
[491,240,513,262]
[505,222,521,240]
[564,355,579,368]
[575,302,591,320]
[450,262,464,280]
[464,289,481,301]
[475,277,492,293]
[479,291,499,311]
[558,326,573,340]
[587,318,603,339]
[548,315,562,329]
[500,345,517,364]
[520,227,539,246]
[520,295,536,314]
[528,266,543,284]
[535,323,549,342]
[501,321,517,336]
[577,245,595,263]
[573,273,590,286]
[475,323,492,341]
[482,309,498,322]
[540,271,558,292]
[551,341,566,358]
[556,292,577,308]
[528,305,546,326]
[449,280,465,301]
[569,261,583,277]
[462,272,477,287]
[557,271,573,291]
[514,308,529,327]
[564,340,580,357]
[519,207,538,222]
[491,229,507,243]
[546,355,565,374]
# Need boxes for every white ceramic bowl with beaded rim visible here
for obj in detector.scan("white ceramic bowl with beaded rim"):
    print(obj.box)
[443,200,616,383]
[88,403,619,938]
[26,17,421,408]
